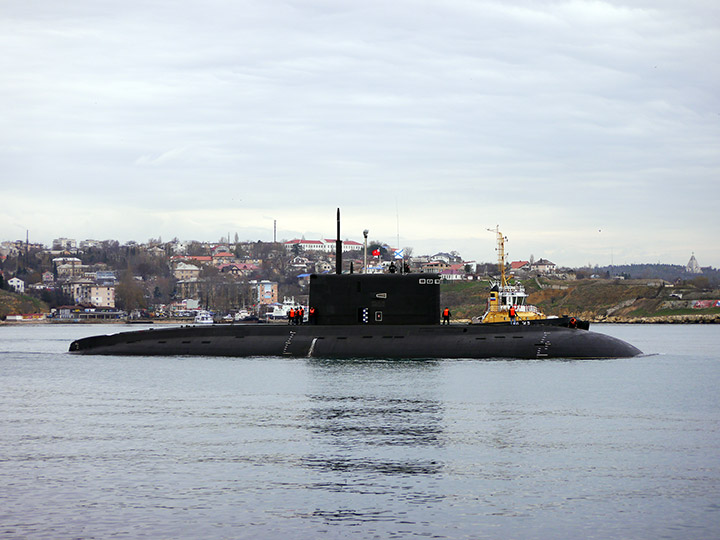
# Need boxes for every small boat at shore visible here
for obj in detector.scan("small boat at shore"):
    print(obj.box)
[265,297,305,322]
[194,310,214,324]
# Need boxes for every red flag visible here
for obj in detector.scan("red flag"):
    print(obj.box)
[372,249,380,257]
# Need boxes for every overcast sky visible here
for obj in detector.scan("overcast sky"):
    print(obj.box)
[2,0,719,267]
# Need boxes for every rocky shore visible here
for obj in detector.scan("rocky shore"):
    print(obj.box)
[597,313,720,324]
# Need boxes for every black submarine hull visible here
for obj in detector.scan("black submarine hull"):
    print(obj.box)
[69,319,642,359]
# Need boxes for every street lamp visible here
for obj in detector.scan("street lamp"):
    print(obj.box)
[363,229,369,274]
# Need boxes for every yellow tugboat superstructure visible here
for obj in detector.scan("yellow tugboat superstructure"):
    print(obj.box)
[481,227,547,324]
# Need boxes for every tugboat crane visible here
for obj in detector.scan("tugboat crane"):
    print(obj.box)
[488,225,509,288]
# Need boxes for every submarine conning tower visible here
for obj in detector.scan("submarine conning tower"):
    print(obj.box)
[309,273,442,325]
[317,207,441,325]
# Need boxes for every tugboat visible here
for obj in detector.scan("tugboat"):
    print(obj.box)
[68,210,640,359]
[480,227,573,324]
[478,227,589,330]
[481,227,545,324]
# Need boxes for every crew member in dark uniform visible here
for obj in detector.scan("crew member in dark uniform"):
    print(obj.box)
[442,307,451,325]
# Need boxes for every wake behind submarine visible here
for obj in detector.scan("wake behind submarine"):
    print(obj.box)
[69,211,642,359]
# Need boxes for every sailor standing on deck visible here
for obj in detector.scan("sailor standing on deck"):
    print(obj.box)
[442,307,451,325]
[509,305,517,324]
[288,307,295,325]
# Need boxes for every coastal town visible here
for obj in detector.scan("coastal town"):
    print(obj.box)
[0,235,716,323]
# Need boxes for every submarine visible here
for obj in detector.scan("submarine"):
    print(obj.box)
[69,211,642,359]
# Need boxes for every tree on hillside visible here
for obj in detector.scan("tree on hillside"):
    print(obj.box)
[253,241,279,260]
[233,244,248,259]
[40,288,73,308]
[186,242,207,256]
[134,257,169,280]
[115,270,147,311]
[148,276,176,305]
[689,276,710,290]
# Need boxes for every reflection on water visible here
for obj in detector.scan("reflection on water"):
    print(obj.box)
[302,455,442,476]
[306,395,444,446]
[304,394,444,477]
[299,360,447,524]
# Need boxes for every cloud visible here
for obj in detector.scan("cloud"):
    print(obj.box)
[1,0,718,267]
[135,147,190,166]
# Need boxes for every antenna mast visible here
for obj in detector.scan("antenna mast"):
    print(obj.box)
[335,208,342,274]
[488,226,509,287]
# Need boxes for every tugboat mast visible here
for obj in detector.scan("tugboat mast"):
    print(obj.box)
[488,226,509,287]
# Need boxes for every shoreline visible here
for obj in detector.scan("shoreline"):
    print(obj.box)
[596,313,720,324]
[2,315,719,326]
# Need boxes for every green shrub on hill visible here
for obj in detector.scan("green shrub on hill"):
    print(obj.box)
[0,289,49,318]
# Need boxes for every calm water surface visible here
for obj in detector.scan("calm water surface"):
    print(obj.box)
[1,323,719,539]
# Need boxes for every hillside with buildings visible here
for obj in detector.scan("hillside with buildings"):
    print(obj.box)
[1,235,716,323]
[0,235,478,321]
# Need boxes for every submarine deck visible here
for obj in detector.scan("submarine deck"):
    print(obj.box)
[69,320,642,359]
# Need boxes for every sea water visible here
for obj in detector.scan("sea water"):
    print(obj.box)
[1,323,718,539]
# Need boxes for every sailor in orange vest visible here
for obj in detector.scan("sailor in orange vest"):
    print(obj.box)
[509,305,517,324]
[288,308,295,325]
[308,306,316,324]
[442,307,451,325]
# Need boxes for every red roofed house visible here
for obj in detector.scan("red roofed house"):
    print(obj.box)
[219,263,259,276]
[170,255,212,266]
[440,264,467,281]
[284,239,325,252]
[212,251,235,266]
[510,260,530,272]
[325,239,363,253]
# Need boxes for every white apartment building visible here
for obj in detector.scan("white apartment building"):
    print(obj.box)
[63,281,116,307]
[8,277,25,293]
[284,239,363,253]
